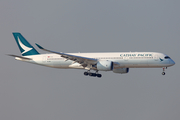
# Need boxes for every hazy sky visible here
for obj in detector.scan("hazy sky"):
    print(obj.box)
[1,0,180,120]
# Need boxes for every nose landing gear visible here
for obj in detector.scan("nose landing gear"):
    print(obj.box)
[84,70,102,78]
[162,67,167,75]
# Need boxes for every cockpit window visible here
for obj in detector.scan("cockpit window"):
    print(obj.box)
[164,56,171,59]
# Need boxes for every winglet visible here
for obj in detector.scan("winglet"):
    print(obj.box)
[35,43,50,53]
[35,43,44,49]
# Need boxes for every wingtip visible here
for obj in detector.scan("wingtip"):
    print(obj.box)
[35,43,44,49]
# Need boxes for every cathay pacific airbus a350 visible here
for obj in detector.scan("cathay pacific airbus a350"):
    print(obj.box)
[8,33,175,78]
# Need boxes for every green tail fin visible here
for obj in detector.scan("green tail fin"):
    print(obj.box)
[12,33,39,56]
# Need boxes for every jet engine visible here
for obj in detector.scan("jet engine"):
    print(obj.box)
[113,68,129,74]
[96,60,113,71]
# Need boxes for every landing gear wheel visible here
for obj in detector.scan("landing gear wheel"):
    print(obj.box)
[89,73,96,77]
[162,72,165,75]
[84,72,89,76]
[83,70,102,78]
[96,74,102,78]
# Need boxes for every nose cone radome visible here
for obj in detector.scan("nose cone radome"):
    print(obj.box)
[170,59,175,66]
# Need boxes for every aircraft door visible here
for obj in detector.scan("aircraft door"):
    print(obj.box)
[153,54,158,61]
[123,56,129,67]
[124,57,128,61]
[42,56,47,62]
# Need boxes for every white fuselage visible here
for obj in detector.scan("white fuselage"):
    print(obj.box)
[11,32,175,77]
[16,52,175,70]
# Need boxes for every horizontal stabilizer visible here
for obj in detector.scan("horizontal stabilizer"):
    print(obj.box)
[7,54,32,60]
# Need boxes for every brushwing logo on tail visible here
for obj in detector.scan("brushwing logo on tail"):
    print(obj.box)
[18,37,32,54]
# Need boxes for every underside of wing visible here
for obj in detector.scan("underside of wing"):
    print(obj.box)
[35,43,97,67]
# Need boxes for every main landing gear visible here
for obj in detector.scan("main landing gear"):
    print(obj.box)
[84,70,102,78]
[162,67,167,75]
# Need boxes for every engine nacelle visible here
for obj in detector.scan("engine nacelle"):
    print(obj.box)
[113,68,129,74]
[97,60,113,71]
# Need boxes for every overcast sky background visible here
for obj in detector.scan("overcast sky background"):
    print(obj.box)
[1,0,180,120]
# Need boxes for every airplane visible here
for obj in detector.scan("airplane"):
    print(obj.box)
[8,32,175,78]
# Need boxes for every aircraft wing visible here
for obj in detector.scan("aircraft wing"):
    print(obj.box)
[35,43,98,67]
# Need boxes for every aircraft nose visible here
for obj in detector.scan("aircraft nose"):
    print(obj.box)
[170,59,175,66]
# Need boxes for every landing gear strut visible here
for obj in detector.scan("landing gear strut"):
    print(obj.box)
[84,70,102,78]
[162,67,166,75]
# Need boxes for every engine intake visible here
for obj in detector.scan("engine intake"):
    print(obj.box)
[96,60,113,71]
